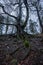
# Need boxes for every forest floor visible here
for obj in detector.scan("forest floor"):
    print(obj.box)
[0,34,43,65]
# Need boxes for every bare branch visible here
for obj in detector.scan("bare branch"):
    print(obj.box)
[0,22,17,26]
[0,3,18,20]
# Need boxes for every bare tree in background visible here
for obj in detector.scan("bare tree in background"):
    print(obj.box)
[0,0,43,35]
[0,0,29,36]
[30,0,43,33]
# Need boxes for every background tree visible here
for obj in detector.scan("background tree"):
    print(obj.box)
[0,0,43,35]
[30,0,43,33]
[29,19,38,34]
[0,0,29,36]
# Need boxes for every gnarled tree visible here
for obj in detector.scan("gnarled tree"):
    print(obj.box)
[0,0,29,36]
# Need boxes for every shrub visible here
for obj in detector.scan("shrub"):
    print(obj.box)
[23,40,30,48]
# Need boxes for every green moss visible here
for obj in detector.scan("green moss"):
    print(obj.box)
[10,59,18,65]
[23,40,30,48]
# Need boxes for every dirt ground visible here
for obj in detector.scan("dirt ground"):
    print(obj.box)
[0,34,43,65]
